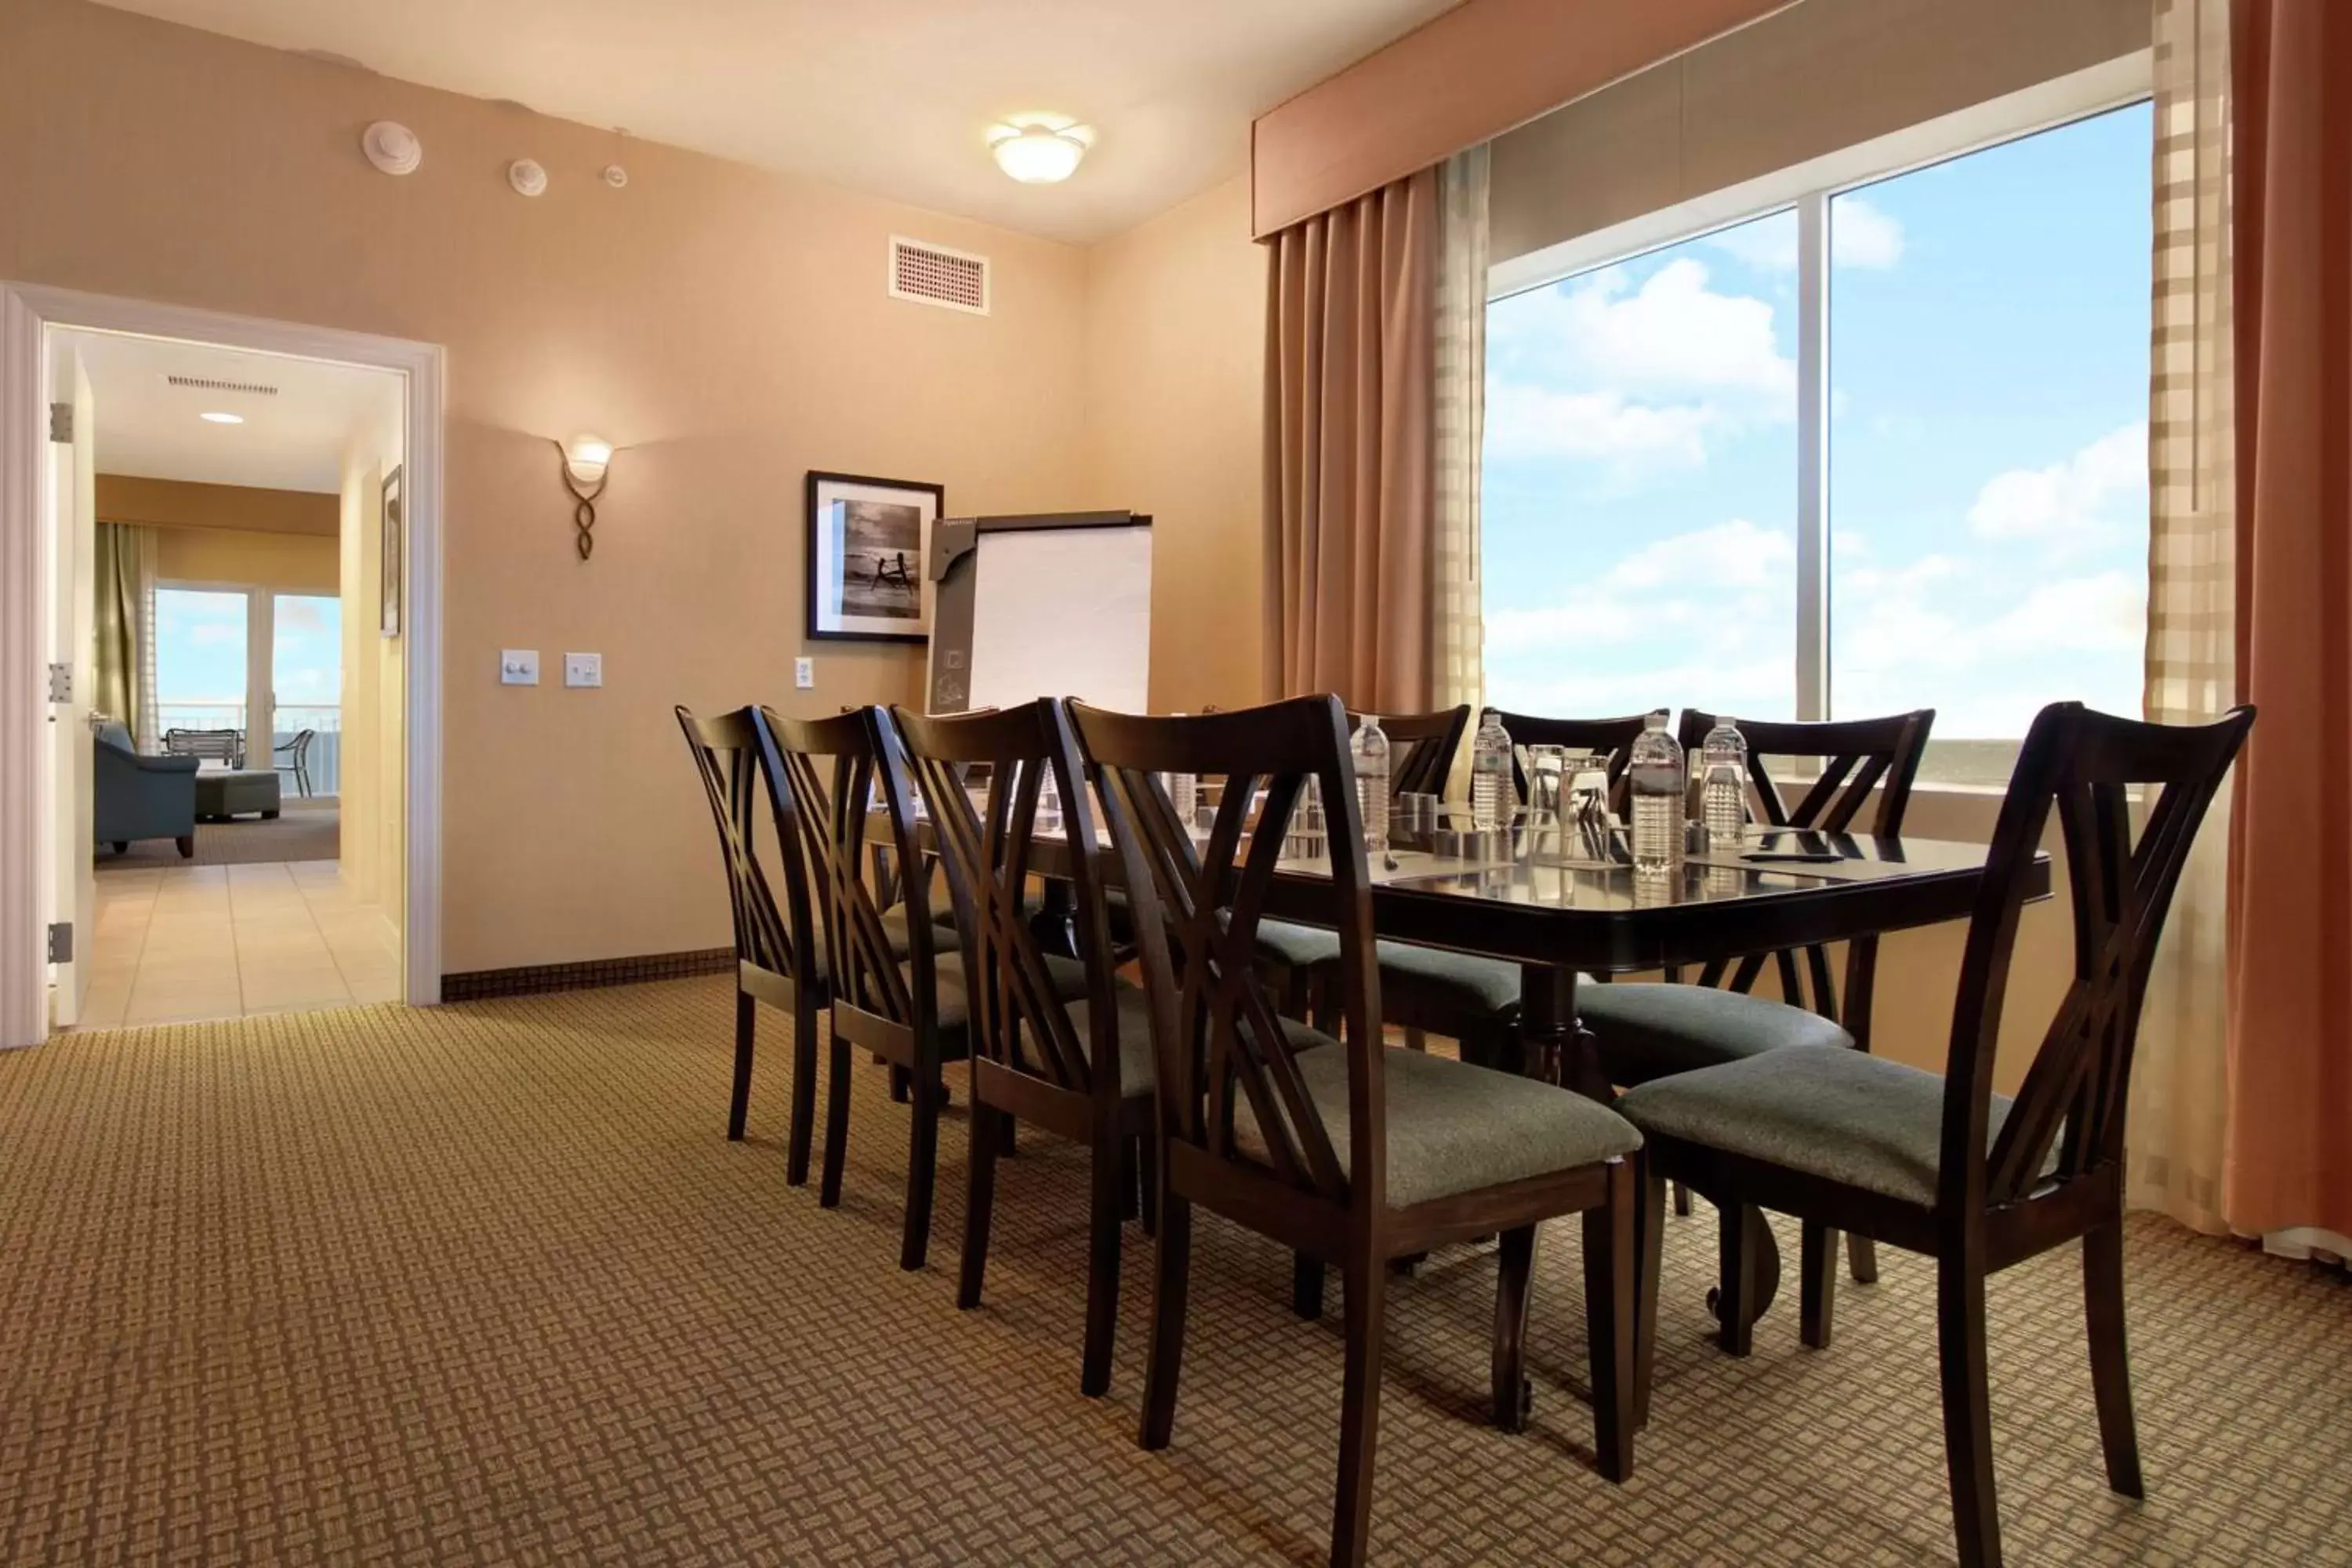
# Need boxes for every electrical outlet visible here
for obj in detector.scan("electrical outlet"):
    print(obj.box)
[564,652,603,689]
[794,657,815,691]
[500,649,539,685]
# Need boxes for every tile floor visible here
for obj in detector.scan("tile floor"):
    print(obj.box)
[75,861,401,1029]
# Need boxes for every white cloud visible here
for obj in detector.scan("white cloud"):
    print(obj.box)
[1832,198,1906,268]
[1485,518,1795,655]
[1980,572,2146,655]
[1483,385,1714,468]
[1491,259,1793,405]
[1698,198,1905,272]
[1966,423,2148,545]
[1485,257,1795,475]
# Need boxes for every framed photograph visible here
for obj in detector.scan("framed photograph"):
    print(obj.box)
[806,470,942,643]
[379,464,404,638]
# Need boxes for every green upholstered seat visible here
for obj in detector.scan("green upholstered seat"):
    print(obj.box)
[1374,941,1523,1016]
[1616,1046,2029,1209]
[1236,1044,1642,1210]
[1578,982,1854,1086]
[909,949,1087,1035]
[1061,982,1159,1095]
[1252,917,1341,970]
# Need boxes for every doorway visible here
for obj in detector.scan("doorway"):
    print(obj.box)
[1,285,444,1046]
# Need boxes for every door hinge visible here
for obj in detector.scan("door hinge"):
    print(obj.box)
[47,923,73,964]
[47,662,71,703]
[49,402,72,444]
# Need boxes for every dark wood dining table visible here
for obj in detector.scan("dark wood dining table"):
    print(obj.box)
[880,800,2049,1327]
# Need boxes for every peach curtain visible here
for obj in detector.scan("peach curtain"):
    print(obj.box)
[2223,0,2352,1243]
[1263,168,1439,713]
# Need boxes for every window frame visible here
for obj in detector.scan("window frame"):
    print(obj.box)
[1485,51,2153,746]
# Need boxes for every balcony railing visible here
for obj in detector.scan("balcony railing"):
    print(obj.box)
[152,700,343,797]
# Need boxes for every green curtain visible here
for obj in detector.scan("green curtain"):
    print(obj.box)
[92,522,151,743]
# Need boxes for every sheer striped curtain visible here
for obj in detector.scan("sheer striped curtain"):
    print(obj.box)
[2129,0,2235,1234]
[1432,144,1490,794]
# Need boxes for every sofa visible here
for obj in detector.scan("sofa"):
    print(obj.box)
[93,721,198,858]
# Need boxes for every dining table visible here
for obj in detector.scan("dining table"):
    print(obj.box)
[877,795,2050,1332]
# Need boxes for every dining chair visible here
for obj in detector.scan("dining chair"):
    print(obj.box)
[1577,706,1934,1322]
[1617,699,2253,1568]
[273,728,317,797]
[757,704,1003,1269]
[676,706,826,1180]
[1358,709,1652,1080]
[1250,705,1468,1026]
[1073,695,1644,1568]
[891,699,1144,1396]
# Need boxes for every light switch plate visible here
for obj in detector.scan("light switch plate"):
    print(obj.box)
[564,652,603,689]
[794,657,815,690]
[500,649,539,685]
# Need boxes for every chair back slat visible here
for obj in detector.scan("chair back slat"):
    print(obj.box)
[1347,706,1469,799]
[758,706,929,1030]
[1493,710,1650,809]
[676,706,806,982]
[892,701,1122,1100]
[1674,709,1934,1032]
[1947,702,2254,1211]
[1074,697,1381,1211]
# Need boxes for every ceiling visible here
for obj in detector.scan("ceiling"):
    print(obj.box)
[59,331,403,494]
[93,0,1457,243]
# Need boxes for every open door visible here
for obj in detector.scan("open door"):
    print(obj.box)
[41,346,95,1027]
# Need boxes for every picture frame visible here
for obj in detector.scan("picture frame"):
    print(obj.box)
[379,463,404,638]
[805,470,942,643]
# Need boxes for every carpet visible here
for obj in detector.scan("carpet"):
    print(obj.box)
[94,796,339,870]
[0,978,2344,1566]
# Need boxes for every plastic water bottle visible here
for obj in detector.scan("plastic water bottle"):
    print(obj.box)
[1351,713,1392,854]
[1628,709,1686,877]
[1700,716,1748,849]
[1164,712,1197,829]
[1471,709,1512,831]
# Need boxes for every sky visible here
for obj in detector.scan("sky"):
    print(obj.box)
[1481,102,2153,768]
[155,588,341,728]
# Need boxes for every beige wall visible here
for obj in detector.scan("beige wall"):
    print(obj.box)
[1491,0,2150,265]
[337,398,405,931]
[151,524,339,595]
[1,0,1089,973]
[1082,176,1268,715]
[95,475,338,539]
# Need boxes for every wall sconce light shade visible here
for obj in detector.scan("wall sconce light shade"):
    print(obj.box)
[564,435,613,486]
[557,435,611,559]
[985,120,1093,183]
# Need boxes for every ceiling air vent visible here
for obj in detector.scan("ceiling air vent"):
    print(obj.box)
[166,374,279,397]
[889,236,989,316]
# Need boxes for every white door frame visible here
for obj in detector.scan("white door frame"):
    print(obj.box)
[0,282,445,1045]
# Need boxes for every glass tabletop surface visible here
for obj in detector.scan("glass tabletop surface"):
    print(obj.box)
[1271,823,1999,911]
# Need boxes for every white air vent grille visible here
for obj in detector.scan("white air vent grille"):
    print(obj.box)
[167,374,279,397]
[889,236,989,315]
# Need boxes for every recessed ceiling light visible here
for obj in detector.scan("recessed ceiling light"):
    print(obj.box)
[200,411,245,425]
[986,118,1094,184]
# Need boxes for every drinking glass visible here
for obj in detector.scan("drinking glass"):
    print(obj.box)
[1524,744,1568,824]
[1281,775,1327,863]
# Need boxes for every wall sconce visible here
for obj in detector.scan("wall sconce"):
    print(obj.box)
[558,435,612,559]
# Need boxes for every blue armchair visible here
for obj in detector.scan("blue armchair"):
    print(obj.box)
[93,721,198,858]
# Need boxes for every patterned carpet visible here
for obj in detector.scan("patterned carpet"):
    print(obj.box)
[95,797,339,870]
[0,978,2344,1566]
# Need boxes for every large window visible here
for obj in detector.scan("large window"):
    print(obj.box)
[154,586,249,739]
[1483,100,2153,783]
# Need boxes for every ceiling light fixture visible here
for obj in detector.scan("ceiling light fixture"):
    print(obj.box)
[986,119,1093,184]
[200,411,245,425]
